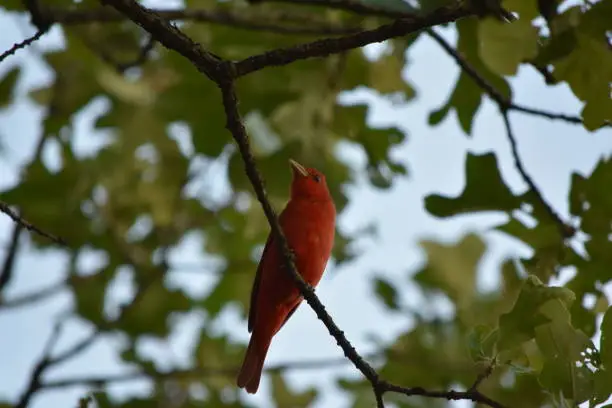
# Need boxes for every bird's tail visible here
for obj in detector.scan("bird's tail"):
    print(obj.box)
[236,332,272,394]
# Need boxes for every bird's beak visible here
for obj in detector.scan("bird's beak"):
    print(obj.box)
[289,159,308,177]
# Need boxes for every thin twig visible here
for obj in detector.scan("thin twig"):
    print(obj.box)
[42,353,383,390]
[0,118,50,294]
[0,280,65,309]
[14,320,64,408]
[51,330,102,366]
[233,6,472,77]
[501,110,575,237]
[379,381,506,408]
[0,201,66,245]
[468,360,496,391]
[48,7,361,36]
[0,29,47,63]
[0,221,22,292]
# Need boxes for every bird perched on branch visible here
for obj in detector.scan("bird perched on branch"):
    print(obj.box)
[236,159,336,394]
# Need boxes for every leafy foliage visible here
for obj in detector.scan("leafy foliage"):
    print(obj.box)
[1,0,611,407]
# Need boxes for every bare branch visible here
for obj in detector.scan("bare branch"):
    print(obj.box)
[0,201,67,245]
[0,221,22,293]
[378,381,506,408]
[49,7,361,36]
[0,29,47,64]
[468,359,497,392]
[244,0,414,19]
[23,0,52,31]
[0,280,65,309]
[42,353,382,390]
[14,320,64,408]
[501,109,575,237]
[0,120,50,294]
[233,6,472,77]
[50,330,102,366]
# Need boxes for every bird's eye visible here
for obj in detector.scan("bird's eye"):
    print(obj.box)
[312,174,321,183]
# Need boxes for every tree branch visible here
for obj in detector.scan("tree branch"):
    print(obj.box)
[0,280,65,310]
[0,201,67,245]
[0,29,47,64]
[42,353,383,390]
[14,320,64,408]
[0,112,50,294]
[0,220,22,293]
[233,6,472,77]
[47,6,361,36]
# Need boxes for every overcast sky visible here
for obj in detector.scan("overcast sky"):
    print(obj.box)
[1,2,612,408]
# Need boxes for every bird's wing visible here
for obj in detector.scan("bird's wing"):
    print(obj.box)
[247,233,274,333]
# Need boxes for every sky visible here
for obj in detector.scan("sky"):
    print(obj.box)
[1,2,612,408]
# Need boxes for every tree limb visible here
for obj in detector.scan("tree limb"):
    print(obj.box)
[0,201,67,245]
[48,6,362,36]
[0,29,47,63]
[14,320,64,408]
[42,353,383,390]
[233,6,472,77]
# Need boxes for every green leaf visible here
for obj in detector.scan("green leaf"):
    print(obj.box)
[569,158,612,241]
[467,325,499,361]
[502,0,540,19]
[498,275,576,351]
[535,320,595,403]
[479,17,539,76]
[71,266,117,326]
[271,372,317,407]
[118,279,192,338]
[425,153,519,217]
[193,331,244,390]
[0,66,20,108]
[554,31,612,130]
[592,369,612,406]
[373,276,400,311]
[601,307,612,369]
[414,233,486,311]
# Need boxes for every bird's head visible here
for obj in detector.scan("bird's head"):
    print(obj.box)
[289,159,331,200]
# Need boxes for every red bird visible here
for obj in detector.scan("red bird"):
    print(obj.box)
[236,159,336,394]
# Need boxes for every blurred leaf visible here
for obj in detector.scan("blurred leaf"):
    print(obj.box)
[118,278,192,338]
[498,275,576,351]
[425,153,519,217]
[414,233,486,312]
[535,320,595,403]
[553,2,612,131]
[479,17,539,76]
[0,66,20,108]
[71,266,116,326]
[270,372,318,408]
[373,275,400,311]
[467,325,499,361]
[0,160,95,247]
[601,307,612,369]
